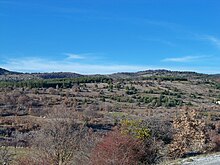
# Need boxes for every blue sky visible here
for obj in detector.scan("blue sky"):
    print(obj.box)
[0,0,220,74]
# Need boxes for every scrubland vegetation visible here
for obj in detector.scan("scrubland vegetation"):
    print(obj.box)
[0,69,220,164]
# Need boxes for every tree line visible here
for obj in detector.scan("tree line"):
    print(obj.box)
[0,76,112,88]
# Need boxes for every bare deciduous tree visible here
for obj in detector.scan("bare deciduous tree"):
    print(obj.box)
[32,108,85,165]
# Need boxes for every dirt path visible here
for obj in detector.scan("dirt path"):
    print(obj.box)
[181,154,220,165]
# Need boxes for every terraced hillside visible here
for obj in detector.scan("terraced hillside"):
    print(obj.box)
[0,69,220,164]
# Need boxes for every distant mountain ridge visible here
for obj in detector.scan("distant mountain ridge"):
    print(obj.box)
[109,69,207,79]
[0,68,84,80]
[0,67,219,81]
[0,68,21,75]
[35,72,83,79]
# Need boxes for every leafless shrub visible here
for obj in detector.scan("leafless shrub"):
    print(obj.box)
[47,87,58,95]
[0,144,15,165]
[31,108,87,165]
[74,129,102,164]
[15,154,51,165]
[209,131,220,152]
[145,117,173,144]
[208,122,220,152]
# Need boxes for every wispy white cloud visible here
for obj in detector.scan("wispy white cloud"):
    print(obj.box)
[141,38,176,47]
[64,53,85,60]
[64,52,105,61]
[198,35,220,48]
[162,55,207,62]
[1,56,219,74]
[1,57,148,74]
[143,19,181,31]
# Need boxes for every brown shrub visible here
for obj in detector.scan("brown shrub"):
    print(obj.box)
[211,134,220,151]
[91,130,162,165]
[90,130,148,165]
[209,128,220,152]
[168,108,211,158]
[15,155,52,165]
